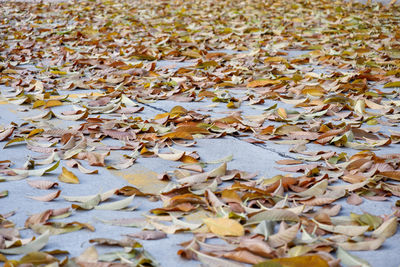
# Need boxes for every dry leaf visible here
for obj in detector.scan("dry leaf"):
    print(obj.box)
[203,217,244,236]
[27,180,58,190]
[58,167,79,184]
[29,190,61,202]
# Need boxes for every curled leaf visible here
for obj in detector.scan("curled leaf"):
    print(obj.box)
[27,180,58,190]
[58,167,79,184]
[29,190,61,202]
[268,223,300,248]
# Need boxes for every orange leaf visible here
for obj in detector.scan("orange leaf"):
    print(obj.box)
[301,85,325,97]
[162,132,193,140]
[380,171,400,181]
[247,79,280,88]
[254,255,329,267]
[198,91,217,98]
[45,100,63,108]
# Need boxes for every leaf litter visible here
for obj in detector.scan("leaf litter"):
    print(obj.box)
[0,0,400,266]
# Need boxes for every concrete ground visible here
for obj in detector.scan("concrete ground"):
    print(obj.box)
[0,0,399,266]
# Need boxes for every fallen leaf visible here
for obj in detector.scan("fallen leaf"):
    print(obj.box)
[58,167,79,184]
[94,196,135,210]
[0,230,50,255]
[127,231,167,240]
[29,190,61,202]
[254,255,329,267]
[27,180,58,190]
[203,217,244,236]
[268,223,300,248]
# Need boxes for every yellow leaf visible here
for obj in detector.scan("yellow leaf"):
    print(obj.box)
[226,101,237,109]
[264,56,287,63]
[58,167,79,184]
[45,100,63,108]
[33,100,45,109]
[154,112,169,120]
[27,129,44,138]
[254,255,329,267]
[169,106,187,118]
[50,70,67,75]
[383,81,400,88]
[277,107,287,119]
[203,217,244,236]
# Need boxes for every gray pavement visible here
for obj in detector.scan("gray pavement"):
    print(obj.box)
[1,0,400,266]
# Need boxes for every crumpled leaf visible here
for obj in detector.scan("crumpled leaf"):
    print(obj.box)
[295,180,328,197]
[268,223,300,248]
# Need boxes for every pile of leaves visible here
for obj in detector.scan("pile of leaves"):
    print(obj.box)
[0,0,400,266]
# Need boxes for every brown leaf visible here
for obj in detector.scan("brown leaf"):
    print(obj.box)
[380,171,400,181]
[238,238,274,258]
[0,128,14,141]
[346,193,363,206]
[223,249,265,264]
[85,152,109,167]
[29,190,61,202]
[27,180,58,190]
[247,79,280,88]
[337,237,385,251]
[127,230,167,240]
[89,237,140,248]
[268,223,300,248]
[275,159,303,165]
[25,210,53,227]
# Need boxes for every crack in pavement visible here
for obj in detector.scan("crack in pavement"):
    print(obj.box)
[138,102,168,113]
[234,137,297,160]
[140,101,297,160]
